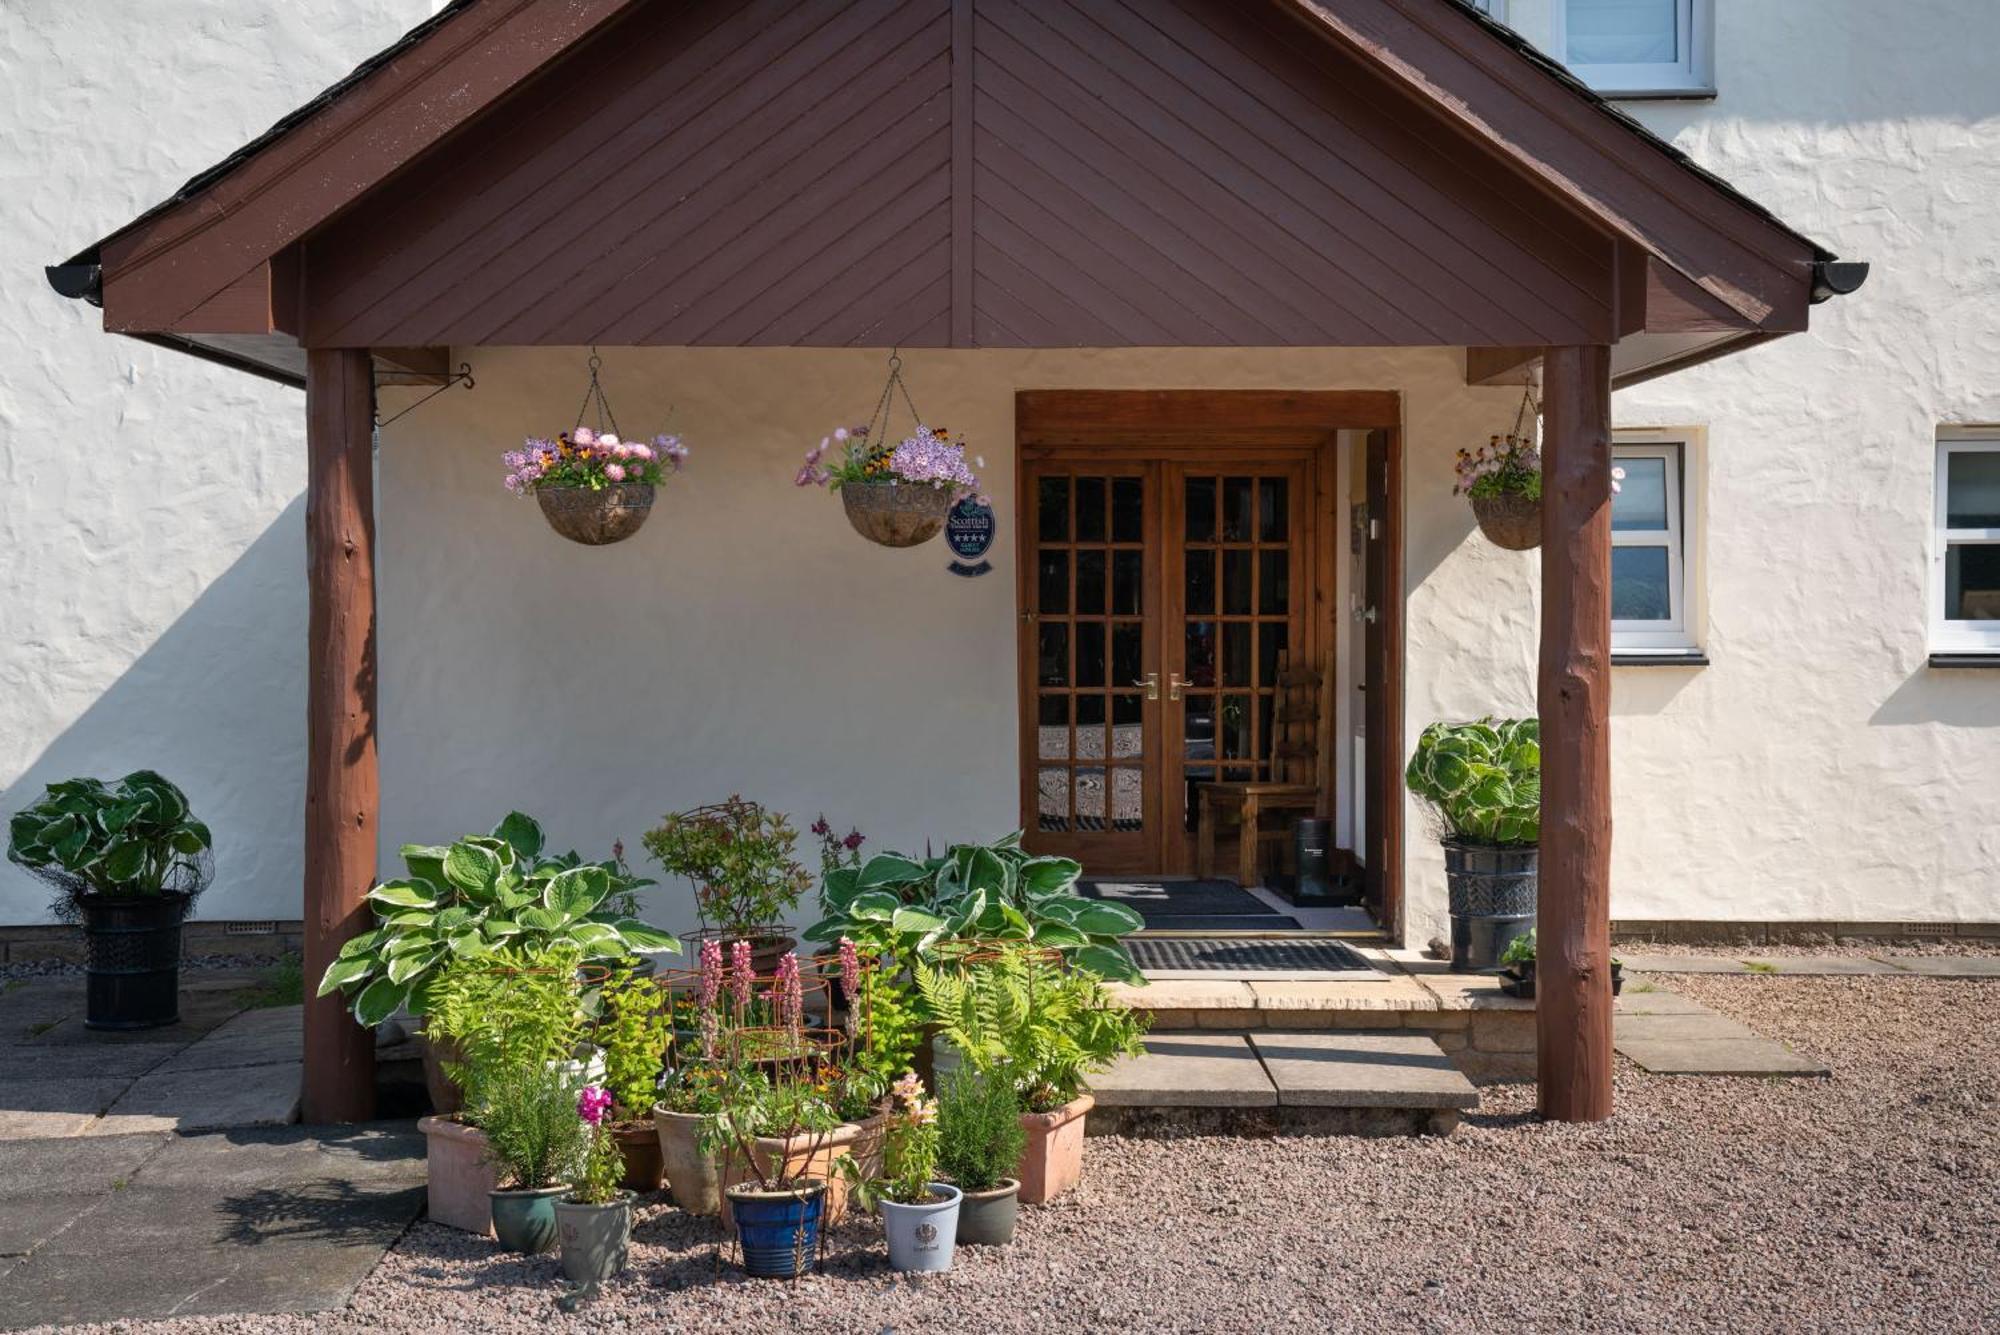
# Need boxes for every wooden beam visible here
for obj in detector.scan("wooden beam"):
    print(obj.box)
[1465,347,1539,386]
[1017,390,1400,446]
[1537,344,1615,1123]
[372,346,453,386]
[949,0,974,349]
[303,348,379,1124]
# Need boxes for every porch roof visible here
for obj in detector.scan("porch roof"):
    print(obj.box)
[47,0,1864,390]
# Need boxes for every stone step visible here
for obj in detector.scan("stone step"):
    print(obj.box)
[1086,1031,1478,1137]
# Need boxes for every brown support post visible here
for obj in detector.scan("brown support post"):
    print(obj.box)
[303,347,379,1124]
[1537,344,1614,1123]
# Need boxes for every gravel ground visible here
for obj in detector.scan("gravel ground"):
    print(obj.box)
[0,953,286,982]
[1624,939,1996,958]
[30,972,2000,1334]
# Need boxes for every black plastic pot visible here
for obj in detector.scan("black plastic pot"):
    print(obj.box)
[1498,959,1625,999]
[1441,840,1536,973]
[78,894,190,1030]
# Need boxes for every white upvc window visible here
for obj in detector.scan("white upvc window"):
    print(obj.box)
[1611,436,1697,654]
[1554,0,1713,97]
[1933,433,2000,653]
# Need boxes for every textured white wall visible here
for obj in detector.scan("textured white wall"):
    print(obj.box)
[0,2,431,923]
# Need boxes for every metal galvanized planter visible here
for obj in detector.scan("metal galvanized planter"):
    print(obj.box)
[1469,491,1541,550]
[840,480,953,548]
[1441,838,1538,972]
[78,894,190,1030]
[536,483,655,546]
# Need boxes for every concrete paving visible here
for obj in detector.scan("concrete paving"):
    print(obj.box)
[1090,1034,1278,1107]
[1614,954,1761,974]
[1871,955,2000,978]
[1246,1032,1479,1110]
[1735,956,1909,975]
[0,1124,426,1330]
[1613,1004,1831,1077]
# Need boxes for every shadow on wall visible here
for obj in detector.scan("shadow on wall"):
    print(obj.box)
[0,497,308,924]
[1870,667,2000,728]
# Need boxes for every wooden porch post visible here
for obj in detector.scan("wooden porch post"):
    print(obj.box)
[302,348,379,1124]
[1536,344,1614,1123]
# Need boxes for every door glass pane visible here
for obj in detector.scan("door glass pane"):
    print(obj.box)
[1259,550,1289,614]
[1038,477,1069,542]
[1038,695,1069,759]
[1112,550,1143,616]
[1037,550,1069,614]
[1112,693,1144,756]
[1222,622,1251,687]
[1111,769,1143,829]
[1185,549,1215,615]
[1259,623,1289,686]
[1947,451,2000,528]
[1112,477,1144,542]
[1223,477,1254,541]
[1075,477,1107,542]
[1037,768,1068,830]
[1076,694,1105,761]
[1259,478,1288,541]
[1112,622,1143,687]
[1567,0,1677,65]
[1612,456,1670,531]
[1220,694,1251,758]
[1038,623,1068,686]
[1076,550,1106,615]
[1185,621,1216,687]
[1183,766,1213,832]
[1185,694,1214,763]
[1185,477,1216,542]
[1611,546,1672,620]
[1076,621,1106,688]
[1945,543,2000,620]
[1222,549,1252,615]
[1259,696,1277,779]
[1075,768,1106,822]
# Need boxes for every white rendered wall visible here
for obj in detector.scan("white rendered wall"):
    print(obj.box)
[0,2,432,924]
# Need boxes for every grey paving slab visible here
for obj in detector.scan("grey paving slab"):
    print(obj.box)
[1612,987,1712,1014]
[0,1196,103,1258]
[1616,1037,1830,1077]
[0,1130,166,1197]
[157,1010,303,1074]
[1737,956,1909,975]
[1247,1032,1480,1110]
[0,981,85,1040]
[1613,1011,1762,1043]
[1870,955,2000,978]
[133,1123,426,1190]
[1615,954,1756,974]
[90,1062,300,1136]
[0,1042,181,1081]
[23,988,253,1048]
[1089,1034,1277,1107]
[0,1079,133,1139]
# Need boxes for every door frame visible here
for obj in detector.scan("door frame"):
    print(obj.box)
[1014,390,1407,939]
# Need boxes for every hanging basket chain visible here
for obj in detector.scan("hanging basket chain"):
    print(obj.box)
[573,346,621,439]
[862,350,923,454]
[1510,380,1539,441]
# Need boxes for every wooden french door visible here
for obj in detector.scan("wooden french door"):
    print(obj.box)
[1021,457,1313,875]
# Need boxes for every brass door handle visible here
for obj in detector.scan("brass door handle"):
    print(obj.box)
[1168,672,1186,701]
[1133,673,1160,701]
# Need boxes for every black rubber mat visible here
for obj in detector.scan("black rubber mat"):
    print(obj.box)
[1126,937,1376,973]
[1139,915,1305,932]
[1078,878,1280,921]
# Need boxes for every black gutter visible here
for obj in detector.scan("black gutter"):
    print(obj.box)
[130,334,305,391]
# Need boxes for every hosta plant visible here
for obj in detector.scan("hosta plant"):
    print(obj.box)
[317,812,678,1027]
[7,771,212,909]
[802,832,1144,984]
[1405,718,1541,848]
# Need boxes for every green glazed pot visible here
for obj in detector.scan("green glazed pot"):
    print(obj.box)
[489,1184,568,1254]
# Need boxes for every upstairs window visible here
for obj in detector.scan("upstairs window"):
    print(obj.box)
[1935,435,2000,652]
[1556,0,1713,96]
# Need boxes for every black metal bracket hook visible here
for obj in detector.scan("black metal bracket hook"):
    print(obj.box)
[374,362,475,430]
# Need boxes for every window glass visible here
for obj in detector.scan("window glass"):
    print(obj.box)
[1568,0,1678,66]
[1945,545,2000,621]
[1611,546,1672,621]
[1946,450,2000,529]
[1611,456,1669,531]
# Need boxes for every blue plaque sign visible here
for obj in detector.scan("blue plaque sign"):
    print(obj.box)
[945,498,994,577]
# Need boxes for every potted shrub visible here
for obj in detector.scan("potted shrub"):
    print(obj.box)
[842,1071,962,1273]
[936,1066,1026,1245]
[501,352,689,546]
[483,1057,589,1254]
[1406,718,1542,973]
[1497,929,1624,1000]
[595,964,671,1191]
[702,1063,842,1279]
[557,1086,637,1289]
[642,797,811,975]
[6,771,212,1030]
[315,812,675,1113]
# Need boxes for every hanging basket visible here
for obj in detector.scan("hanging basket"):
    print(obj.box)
[1470,492,1542,551]
[840,481,954,548]
[537,483,656,546]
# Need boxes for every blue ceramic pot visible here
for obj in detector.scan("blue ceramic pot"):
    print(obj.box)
[726,1182,826,1279]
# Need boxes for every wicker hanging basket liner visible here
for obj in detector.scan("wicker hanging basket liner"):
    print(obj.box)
[841,481,953,548]
[1469,492,1542,551]
[538,484,656,546]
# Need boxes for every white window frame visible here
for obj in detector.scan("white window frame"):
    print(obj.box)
[1611,436,1698,654]
[1553,0,1714,97]
[1932,433,2000,653]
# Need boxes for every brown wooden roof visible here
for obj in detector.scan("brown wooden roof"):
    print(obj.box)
[52,0,1854,384]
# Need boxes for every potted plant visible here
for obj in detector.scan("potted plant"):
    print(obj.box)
[642,796,811,974]
[1455,385,1544,550]
[557,1086,637,1289]
[6,771,212,1030]
[936,1065,1026,1245]
[842,1070,962,1273]
[595,963,671,1191]
[501,352,688,546]
[1497,929,1624,1000]
[1406,718,1541,973]
[918,943,1145,1204]
[316,812,675,1112]
[483,1058,589,1254]
[703,1064,842,1279]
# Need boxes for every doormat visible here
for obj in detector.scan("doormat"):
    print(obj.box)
[1079,878,1280,921]
[1126,937,1377,975]
[1139,915,1306,932]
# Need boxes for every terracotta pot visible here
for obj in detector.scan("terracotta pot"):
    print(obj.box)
[717,1121,866,1230]
[652,1106,721,1214]
[419,1031,466,1117]
[840,480,953,547]
[1015,1093,1093,1205]
[536,482,655,546]
[613,1121,665,1192]
[1469,491,1541,550]
[419,1114,498,1236]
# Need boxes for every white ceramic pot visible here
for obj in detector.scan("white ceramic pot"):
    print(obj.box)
[881,1181,962,1273]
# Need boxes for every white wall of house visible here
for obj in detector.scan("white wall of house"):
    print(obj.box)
[0,2,432,925]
